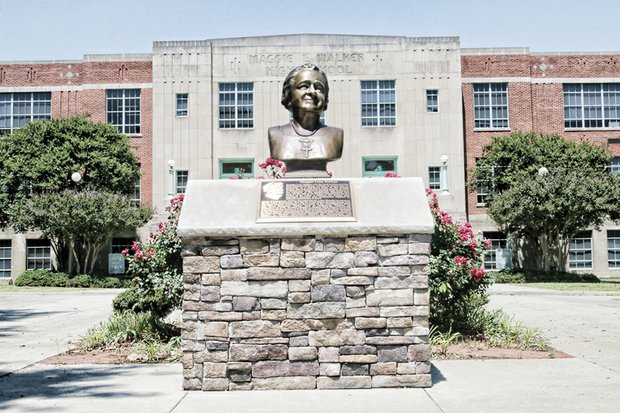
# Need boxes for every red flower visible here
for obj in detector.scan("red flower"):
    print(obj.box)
[469,268,485,281]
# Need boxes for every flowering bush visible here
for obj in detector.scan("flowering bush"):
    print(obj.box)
[260,157,286,179]
[118,194,184,318]
[427,189,492,333]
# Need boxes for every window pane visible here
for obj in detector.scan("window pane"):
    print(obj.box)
[360,80,396,127]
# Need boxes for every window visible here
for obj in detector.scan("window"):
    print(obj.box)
[473,83,508,129]
[176,93,188,117]
[426,90,439,112]
[476,183,489,206]
[362,157,397,177]
[361,80,396,126]
[219,83,253,128]
[608,230,620,269]
[131,178,141,206]
[106,89,141,135]
[176,170,189,194]
[564,83,620,129]
[483,232,508,270]
[611,157,620,175]
[0,240,11,278]
[219,159,254,179]
[0,92,51,136]
[569,231,593,269]
[111,237,135,254]
[26,239,52,270]
[428,166,441,190]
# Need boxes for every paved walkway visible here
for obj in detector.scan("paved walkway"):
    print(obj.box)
[0,287,619,412]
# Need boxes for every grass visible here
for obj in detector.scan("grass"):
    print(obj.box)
[521,281,620,292]
[0,285,94,292]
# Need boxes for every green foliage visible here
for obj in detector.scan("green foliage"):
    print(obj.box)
[427,190,493,334]
[14,269,131,288]
[478,310,549,351]
[10,191,152,274]
[0,116,141,227]
[80,311,176,350]
[112,286,175,314]
[471,131,620,271]
[493,269,600,284]
[122,195,184,318]
[429,325,462,356]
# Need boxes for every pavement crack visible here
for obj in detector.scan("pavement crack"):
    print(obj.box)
[424,389,447,413]
[168,391,188,412]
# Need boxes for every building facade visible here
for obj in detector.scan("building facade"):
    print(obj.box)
[1,35,619,282]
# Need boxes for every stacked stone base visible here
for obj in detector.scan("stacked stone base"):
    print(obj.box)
[181,234,431,391]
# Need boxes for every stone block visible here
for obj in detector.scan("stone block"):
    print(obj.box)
[319,363,341,376]
[183,379,202,390]
[411,275,429,288]
[232,296,258,312]
[198,310,243,321]
[308,329,365,347]
[377,266,411,277]
[370,362,397,375]
[252,361,319,377]
[317,376,371,389]
[195,350,228,363]
[404,326,430,336]
[414,290,430,305]
[201,273,221,286]
[240,239,270,254]
[408,344,431,362]
[354,251,378,267]
[183,273,200,283]
[354,317,387,329]
[203,321,228,338]
[261,310,287,320]
[323,239,345,252]
[387,317,413,328]
[330,269,347,278]
[366,289,413,306]
[243,254,279,267]
[379,306,416,317]
[346,297,366,308]
[260,298,286,309]
[288,292,311,304]
[289,346,318,361]
[246,268,282,280]
[377,346,408,362]
[339,344,377,355]
[346,307,380,318]
[377,243,409,257]
[365,336,417,345]
[220,269,248,281]
[204,362,227,378]
[339,354,378,364]
[372,374,431,388]
[346,286,366,298]
[281,238,316,251]
[396,362,418,375]
[202,378,229,391]
[318,347,340,362]
[344,237,377,251]
[229,320,280,338]
[229,344,288,361]
[183,256,220,273]
[202,245,239,256]
[220,281,288,298]
[289,336,309,347]
[416,361,432,374]
[204,239,239,246]
[288,280,311,292]
[376,237,399,244]
[311,269,331,285]
[205,341,229,351]
[408,242,431,255]
[287,302,345,319]
[280,251,306,267]
[306,252,355,269]
[341,364,369,376]
[332,276,373,285]
[374,276,414,289]
[183,289,200,301]
[379,255,429,266]
[200,286,220,302]
[311,285,346,302]
[252,377,316,390]
[220,255,245,269]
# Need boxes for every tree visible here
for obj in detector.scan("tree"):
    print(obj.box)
[471,131,620,271]
[0,116,149,273]
[10,191,152,274]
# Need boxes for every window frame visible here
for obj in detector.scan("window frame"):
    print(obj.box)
[176,93,188,117]
[473,83,509,130]
[175,170,189,194]
[0,240,11,278]
[428,166,441,190]
[0,92,52,136]
[360,80,397,127]
[569,231,593,269]
[611,157,620,175]
[426,89,439,113]
[106,89,141,135]
[608,230,620,269]
[131,177,141,206]
[218,82,254,129]
[26,239,52,271]
[563,83,620,130]
[362,156,398,177]
[219,158,255,179]
[483,232,508,271]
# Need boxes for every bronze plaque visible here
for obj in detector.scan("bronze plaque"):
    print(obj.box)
[257,180,356,223]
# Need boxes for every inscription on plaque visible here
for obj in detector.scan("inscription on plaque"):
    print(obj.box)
[257,180,356,222]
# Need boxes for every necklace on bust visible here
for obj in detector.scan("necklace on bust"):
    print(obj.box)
[291,121,318,137]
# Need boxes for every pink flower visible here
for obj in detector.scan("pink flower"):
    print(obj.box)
[384,172,400,178]
[131,241,140,252]
[454,256,468,265]
[469,268,485,281]
[135,250,143,260]
[469,240,478,250]
[426,188,433,195]
[121,248,129,256]
[484,238,493,248]
[327,171,333,177]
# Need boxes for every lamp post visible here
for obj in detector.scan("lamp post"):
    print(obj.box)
[440,154,449,193]
[167,159,176,198]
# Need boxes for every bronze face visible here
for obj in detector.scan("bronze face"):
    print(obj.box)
[289,69,327,114]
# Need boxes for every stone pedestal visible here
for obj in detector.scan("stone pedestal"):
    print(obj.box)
[177,178,434,391]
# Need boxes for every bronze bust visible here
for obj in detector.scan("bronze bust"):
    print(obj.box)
[268,63,343,178]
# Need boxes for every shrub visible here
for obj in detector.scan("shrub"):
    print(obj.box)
[14,269,130,288]
[493,269,600,284]
[122,195,184,318]
[427,189,493,334]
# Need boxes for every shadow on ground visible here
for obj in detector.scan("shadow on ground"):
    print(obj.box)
[431,363,446,384]
[0,310,67,337]
[0,365,160,411]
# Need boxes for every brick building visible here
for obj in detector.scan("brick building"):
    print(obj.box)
[1,36,619,282]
